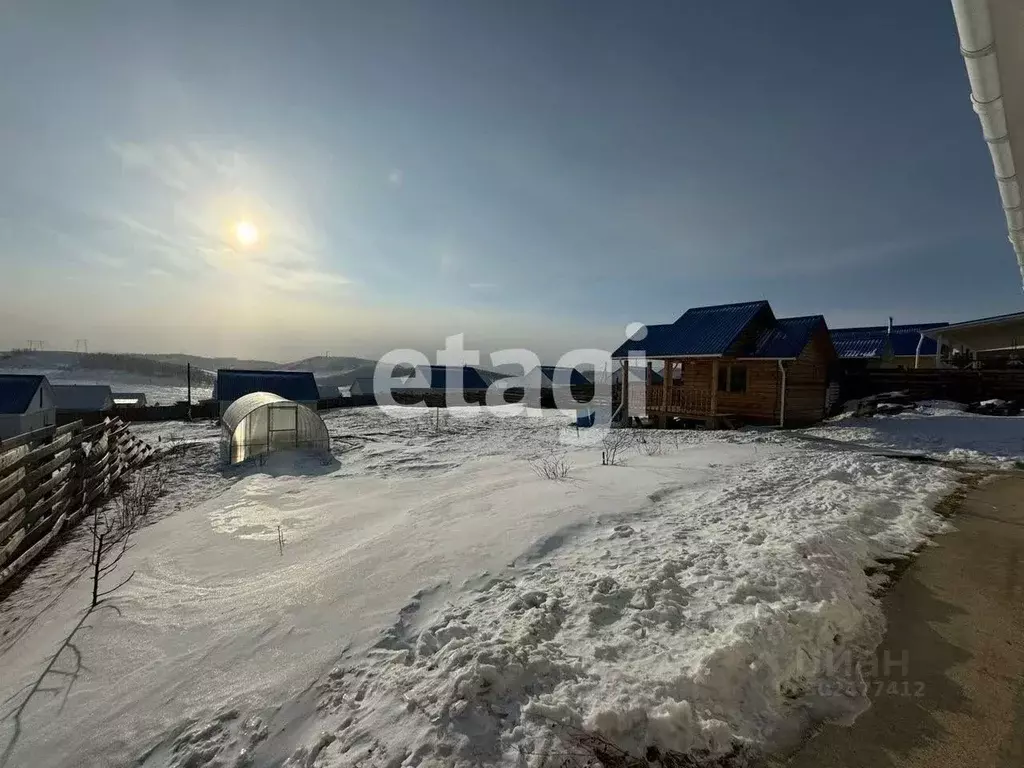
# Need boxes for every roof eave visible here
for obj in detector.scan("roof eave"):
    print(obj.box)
[610,353,724,360]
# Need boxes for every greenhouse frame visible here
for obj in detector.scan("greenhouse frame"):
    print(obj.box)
[220,391,330,465]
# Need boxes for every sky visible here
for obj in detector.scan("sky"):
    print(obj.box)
[0,0,1019,364]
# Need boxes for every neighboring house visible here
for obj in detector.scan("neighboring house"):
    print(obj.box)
[830,323,949,369]
[349,375,408,397]
[921,312,1024,367]
[397,366,490,395]
[612,300,836,427]
[348,377,374,397]
[112,392,147,408]
[501,366,592,390]
[611,367,664,386]
[52,384,115,413]
[0,374,56,441]
[215,369,320,415]
[317,383,341,399]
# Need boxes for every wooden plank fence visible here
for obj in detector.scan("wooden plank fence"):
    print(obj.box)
[842,369,1024,403]
[0,417,154,590]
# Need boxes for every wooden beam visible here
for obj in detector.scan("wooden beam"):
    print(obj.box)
[0,424,56,455]
[621,359,629,419]
[710,359,720,416]
[663,360,671,412]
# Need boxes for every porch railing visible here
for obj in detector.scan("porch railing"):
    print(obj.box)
[643,386,713,416]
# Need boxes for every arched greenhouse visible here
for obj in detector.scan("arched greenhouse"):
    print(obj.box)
[220,391,330,464]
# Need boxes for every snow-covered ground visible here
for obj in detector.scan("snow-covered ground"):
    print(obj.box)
[3,404,1019,767]
[800,400,1024,466]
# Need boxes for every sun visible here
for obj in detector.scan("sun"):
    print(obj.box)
[234,220,259,247]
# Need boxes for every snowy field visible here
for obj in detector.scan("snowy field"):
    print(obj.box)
[1,404,1020,767]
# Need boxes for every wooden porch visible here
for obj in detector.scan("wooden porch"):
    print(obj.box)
[619,358,738,429]
[636,385,714,416]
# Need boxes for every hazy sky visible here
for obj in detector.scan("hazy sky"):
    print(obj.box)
[0,0,1018,363]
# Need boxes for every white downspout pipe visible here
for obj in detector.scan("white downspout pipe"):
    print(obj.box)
[914,332,925,369]
[951,0,1024,286]
[777,360,786,428]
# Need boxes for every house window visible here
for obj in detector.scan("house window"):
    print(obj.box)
[717,364,748,393]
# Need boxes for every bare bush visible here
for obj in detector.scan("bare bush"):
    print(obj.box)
[637,432,666,456]
[530,454,573,480]
[602,429,636,466]
[90,464,166,608]
[1,463,166,766]
[113,464,166,530]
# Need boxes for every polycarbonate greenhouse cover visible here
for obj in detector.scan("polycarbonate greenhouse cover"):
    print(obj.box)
[221,391,329,464]
[223,391,292,432]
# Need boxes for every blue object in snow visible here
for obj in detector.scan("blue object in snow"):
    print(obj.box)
[576,409,596,428]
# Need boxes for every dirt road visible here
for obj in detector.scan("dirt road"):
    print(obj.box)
[776,472,1024,767]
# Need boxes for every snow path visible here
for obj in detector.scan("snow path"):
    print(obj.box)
[0,408,970,767]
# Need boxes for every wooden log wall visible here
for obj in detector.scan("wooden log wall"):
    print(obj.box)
[0,417,154,590]
[715,360,782,422]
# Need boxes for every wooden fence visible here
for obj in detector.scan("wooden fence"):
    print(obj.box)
[0,418,154,590]
[841,369,1024,403]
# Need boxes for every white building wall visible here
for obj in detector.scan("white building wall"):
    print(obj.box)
[0,382,56,440]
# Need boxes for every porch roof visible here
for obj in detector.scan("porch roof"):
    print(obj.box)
[921,310,1024,351]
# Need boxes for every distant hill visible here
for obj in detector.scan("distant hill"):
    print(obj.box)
[314,363,413,389]
[0,350,214,386]
[0,349,506,392]
[276,356,376,375]
[144,353,282,372]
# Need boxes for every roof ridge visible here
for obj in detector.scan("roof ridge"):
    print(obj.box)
[687,299,770,311]
[219,368,314,375]
[775,314,824,322]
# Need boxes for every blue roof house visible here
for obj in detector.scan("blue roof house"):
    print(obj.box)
[400,366,490,392]
[830,323,949,369]
[215,369,321,415]
[610,300,836,427]
[0,374,56,441]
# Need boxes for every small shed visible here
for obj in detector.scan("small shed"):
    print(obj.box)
[0,374,56,440]
[52,384,114,413]
[112,392,147,408]
[220,391,330,465]
[215,369,320,415]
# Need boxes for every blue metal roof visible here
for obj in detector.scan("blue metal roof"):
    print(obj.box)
[539,366,590,387]
[0,374,47,415]
[612,300,771,358]
[830,323,947,359]
[216,369,321,402]
[406,366,489,391]
[745,315,827,358]
[829,328,889,359]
